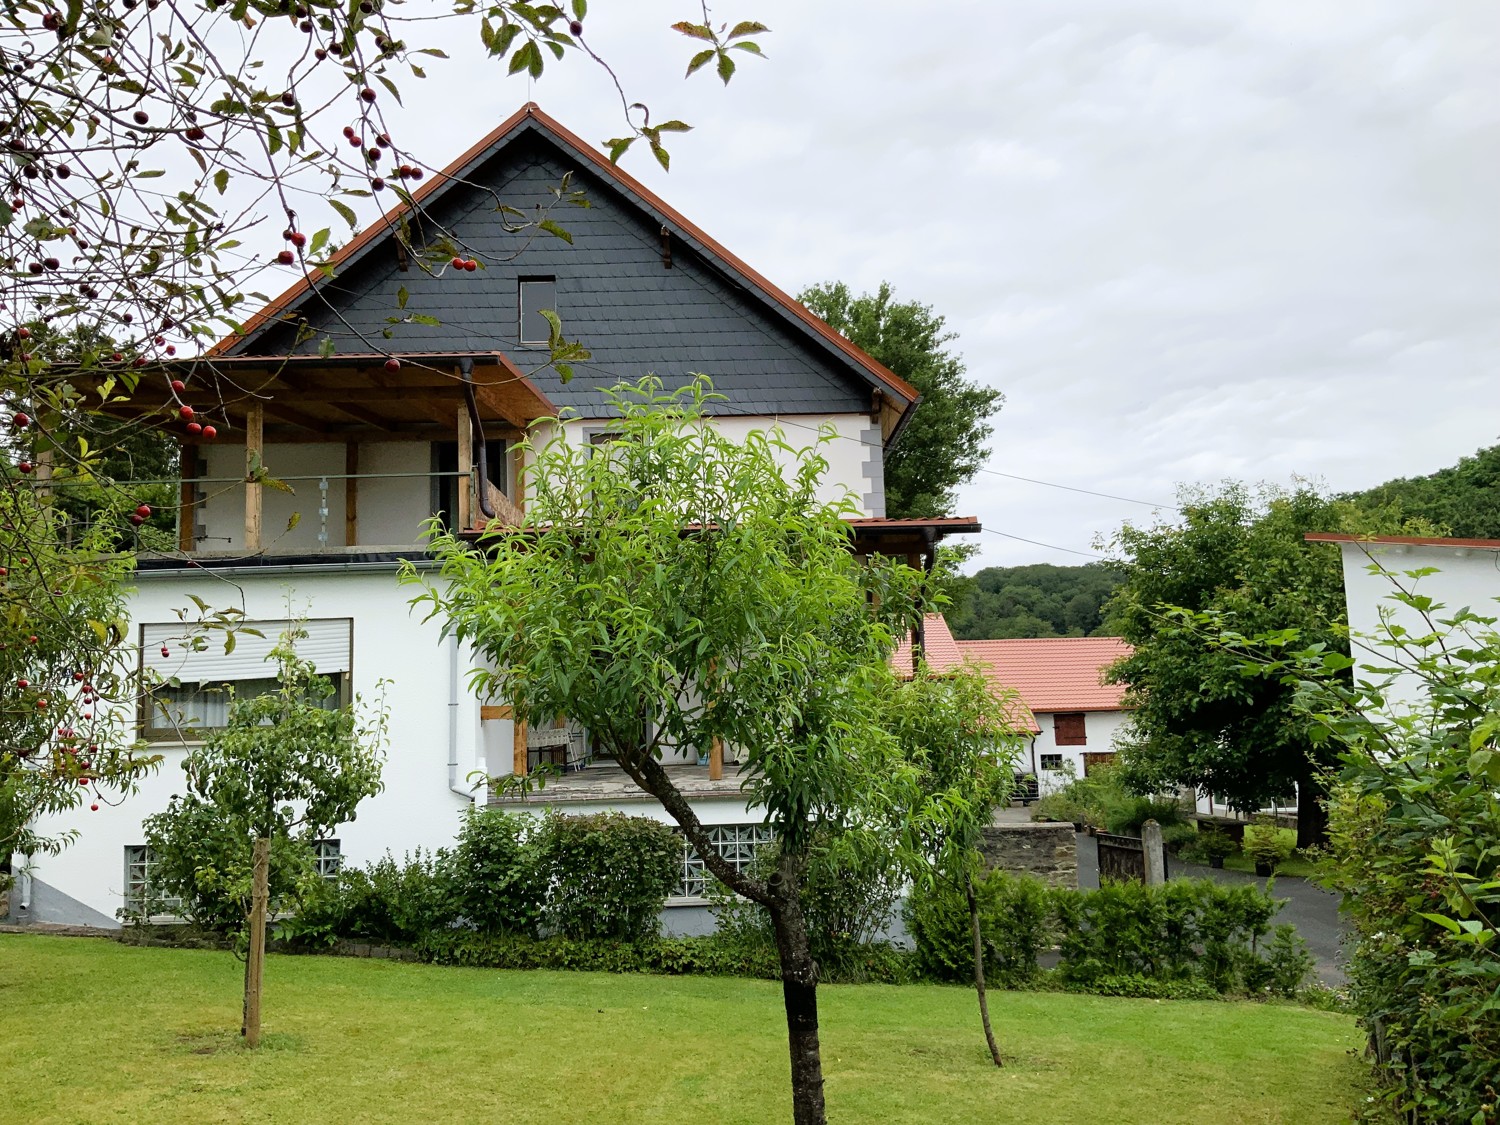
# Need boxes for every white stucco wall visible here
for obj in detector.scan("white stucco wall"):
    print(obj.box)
[1336,540,1500,710]
[21,565,485,925]
[539,411,884,516]
[1026,708,1131,793]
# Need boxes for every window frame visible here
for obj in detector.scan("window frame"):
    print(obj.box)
[1039,753,1065,772]
[518,276,557,346]
[314,839,342,880]
[123,844,182,917]
[138,618,354,743]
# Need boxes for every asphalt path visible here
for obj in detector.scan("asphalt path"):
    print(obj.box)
[1074,831,1351,985]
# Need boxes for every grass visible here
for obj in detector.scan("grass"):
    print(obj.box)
[0,934,1362,1124]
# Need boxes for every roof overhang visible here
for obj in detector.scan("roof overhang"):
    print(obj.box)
[76,350,556,443]
[1306,532,1500,551]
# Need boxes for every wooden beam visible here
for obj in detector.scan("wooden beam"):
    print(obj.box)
[258,399,331,433]
[455,403,472,530]
[512,444,526,512]
[178,445,197,552]
[344,442,358,547]
[480,705,513,721]
[512,718,528,777]
[244,401,263,552]
[709,737,724,781]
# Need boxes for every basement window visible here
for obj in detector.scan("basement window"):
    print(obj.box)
[519,277,557,345]
[1040,753,1064,772]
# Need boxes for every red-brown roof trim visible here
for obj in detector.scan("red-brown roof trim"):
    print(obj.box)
[1306,532,1500,550]
[211,103,920,411]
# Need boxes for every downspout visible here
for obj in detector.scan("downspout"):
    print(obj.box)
[460,357,496,521]
[447,635,476,801]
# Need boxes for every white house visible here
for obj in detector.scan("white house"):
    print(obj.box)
[895,614,1133,792]
[1308,532,1500,712]
[9,104,977,928]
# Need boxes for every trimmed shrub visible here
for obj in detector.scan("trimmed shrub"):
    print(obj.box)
[537,812,679,942]
[447,808,546,936]
[290,849,454,947]
[904,868,1054,988]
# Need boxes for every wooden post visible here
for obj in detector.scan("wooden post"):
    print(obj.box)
[244,836,270,1047]
[1142,820,1167,886]
[344,442,358,547]
[709,737,724,781]
[511,444,526,512]
[178,444,197,552]
[512,717,528,777]
[455,404,472,531]
[244,401,264,553]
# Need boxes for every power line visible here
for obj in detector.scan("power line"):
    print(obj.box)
[972,467,1179,511]
[981,527,1107,559]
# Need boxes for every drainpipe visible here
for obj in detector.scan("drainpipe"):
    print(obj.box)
[447,635,476,801]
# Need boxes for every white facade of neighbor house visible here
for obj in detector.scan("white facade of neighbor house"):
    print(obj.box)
[1025,708,1132,794]
[9,104,951,930]
[1315,534,1500,713]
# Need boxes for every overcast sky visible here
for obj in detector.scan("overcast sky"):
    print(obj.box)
[320,1,1500,568]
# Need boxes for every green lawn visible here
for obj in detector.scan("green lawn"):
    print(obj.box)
[0,934,1361,1124]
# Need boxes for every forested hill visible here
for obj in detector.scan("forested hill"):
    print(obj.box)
[1346,443,1500,539]
[949,443,1500,640]
[947,563,1121,639]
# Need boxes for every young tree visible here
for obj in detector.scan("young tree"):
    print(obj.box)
[166,629,387,1047]
[798,281,1003,520]
[2,1,764,861]
[1104,482,1408,847]
[408,378,925,1125]
[884,663,1024,1067]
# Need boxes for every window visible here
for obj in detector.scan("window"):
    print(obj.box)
[140,619,353,740]
[124,845,181,916]
[518,277,557,345]
[1040,753,1064,772]
[314,840,342,880]
[675,823,773,900]
[1053,712,1087,746]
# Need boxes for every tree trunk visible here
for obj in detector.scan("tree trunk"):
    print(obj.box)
[1296,774,1328,850]
[243,837,270,1048]
[767,853,827,1125]
[965,872,1003,1067]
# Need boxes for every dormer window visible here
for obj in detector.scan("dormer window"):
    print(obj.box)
[519,277,557,345]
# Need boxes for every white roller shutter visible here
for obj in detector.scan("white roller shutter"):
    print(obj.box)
[141,619,352,683]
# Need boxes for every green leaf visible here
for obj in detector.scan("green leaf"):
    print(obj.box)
[329,199,357,230]
[309,228,331,257]
[655,120,692,134]
[538,218,572,244]
[671,21,714,41]
[397,286,409,311]
[407,314,442,327]
[376,74,403,106]
[571,0,587,19]
[605,136,635,164]
[0,199,11,228]
[213,169,229,195]
[685,49,715,78]
[716,50,736,85]
[727,21,770,39]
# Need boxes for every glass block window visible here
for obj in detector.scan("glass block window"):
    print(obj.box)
[314,840,342,880]
[1040,753,1064,771]
[676,823,773,900]
[123,845,181,915]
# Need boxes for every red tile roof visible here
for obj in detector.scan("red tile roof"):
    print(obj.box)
[890,615,1040,733]
[957,635,1133,714]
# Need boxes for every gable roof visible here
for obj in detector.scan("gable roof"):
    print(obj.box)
[957,635,1133,715]
[215,103,919,442]
[891,614,1040,733]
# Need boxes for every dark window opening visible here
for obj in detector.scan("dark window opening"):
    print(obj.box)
[519,277,557,345]
[431,442,458,531]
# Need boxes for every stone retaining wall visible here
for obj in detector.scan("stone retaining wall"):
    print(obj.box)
[979,821,1078,888]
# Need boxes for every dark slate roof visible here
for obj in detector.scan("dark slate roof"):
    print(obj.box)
[220,104,919,433]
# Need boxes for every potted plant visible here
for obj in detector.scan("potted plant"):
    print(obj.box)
[1243,818,1295,876]
[1195,828,1236,869]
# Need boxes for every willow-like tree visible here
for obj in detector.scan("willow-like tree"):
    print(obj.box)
[884,662,1024,1066]
[408,378,926,1125]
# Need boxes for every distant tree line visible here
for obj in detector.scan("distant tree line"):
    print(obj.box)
[1344,443,1500,539]
[947,563,1122,640]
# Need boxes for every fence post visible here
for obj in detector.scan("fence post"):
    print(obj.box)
[1142,819,1166,886]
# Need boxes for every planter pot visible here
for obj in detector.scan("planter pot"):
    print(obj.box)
[1253,860,1274,877]
[696,752,709,767]
[1208,856,1225,869]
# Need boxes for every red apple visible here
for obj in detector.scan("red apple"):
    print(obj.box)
[289,231,307,248]
[201,425,217,440]
[276,250,295,266]
[12,411,29,427]
[384,357,401,372]
[186,422,202,435]
[179,405,194,420]
[170,379,185,393]
[135,503,152,518]
[18,461,33,474]
[463,259,477,272]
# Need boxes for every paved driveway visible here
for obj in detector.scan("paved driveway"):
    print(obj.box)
[1075,832,1351,985]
